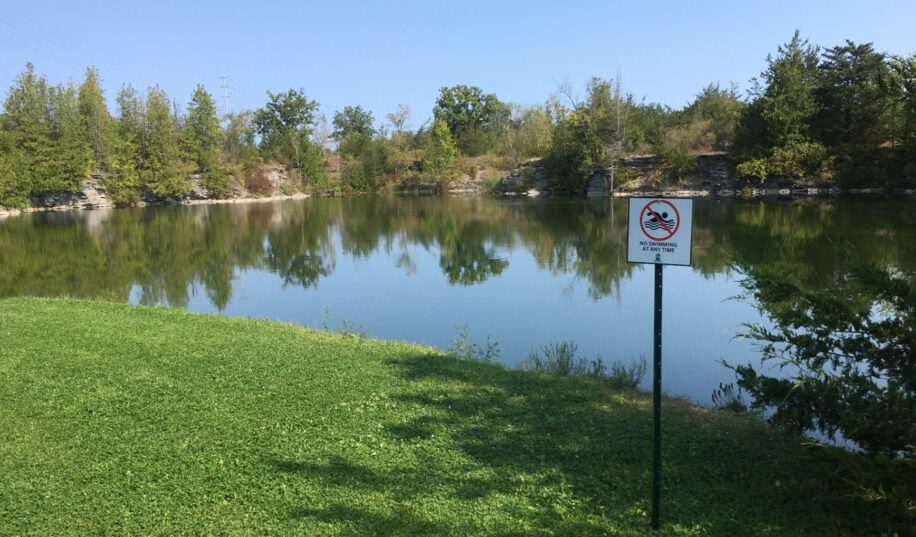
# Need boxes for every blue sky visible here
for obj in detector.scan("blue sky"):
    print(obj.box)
[2,1,914,129]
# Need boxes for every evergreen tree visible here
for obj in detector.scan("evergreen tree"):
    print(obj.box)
[760,31,821,148]
[116,85,144,141]
[0,130,27,207]
[185,85,229,196]
[421,118,456,177]
[814,41,893,181]
[886,57,916,147]
[77,67,117,172]
[2,64,51,199]
[2,65,92,196]
[103,85,143,203]
[47,84,93,192]
[734,32,830,181]
[815,42,891,150]
[888,55,916,179]
[140,86,186,197]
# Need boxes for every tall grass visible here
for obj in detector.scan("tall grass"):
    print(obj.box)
[523,341,647,388]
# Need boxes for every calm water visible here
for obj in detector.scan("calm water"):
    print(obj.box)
[2,196,913,404]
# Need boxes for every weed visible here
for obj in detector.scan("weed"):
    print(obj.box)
[524,342,646,386]
[608,355,647,388]
[448,324,500,363]
[320,305,367,338]
[711,382,748,413]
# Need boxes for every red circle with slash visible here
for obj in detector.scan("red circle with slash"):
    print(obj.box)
[639,200,681,241]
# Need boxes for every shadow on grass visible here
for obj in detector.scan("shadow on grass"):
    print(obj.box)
[269,352,915,536]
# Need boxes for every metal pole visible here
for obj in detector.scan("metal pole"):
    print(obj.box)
[651,263,663,530]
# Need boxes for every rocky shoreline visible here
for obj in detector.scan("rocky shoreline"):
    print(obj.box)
[495,154,916,199]
[3,156,914,218]
[0,165,313,218]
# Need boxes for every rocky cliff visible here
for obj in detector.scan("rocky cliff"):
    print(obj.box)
[1,164,306,217]
[498,153,915,198]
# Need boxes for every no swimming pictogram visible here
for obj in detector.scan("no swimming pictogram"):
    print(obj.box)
[639,200,680,241]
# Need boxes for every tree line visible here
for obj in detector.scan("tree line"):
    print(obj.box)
[1,32,914,207]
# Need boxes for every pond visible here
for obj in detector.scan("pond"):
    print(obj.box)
[2,196,913,404]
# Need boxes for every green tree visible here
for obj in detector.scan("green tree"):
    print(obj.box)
[77,67,118,172]
[254,88,318,169]
[545,108,603,193]
[544,77,643,193]
[185,85,230,196]
[0,64,92,197]
[887,55,916,180]
[421,118,456,177]
[760,32,821,148]
[0,130,27,207]
[116,85,144,140]
[47,84,93,194]
[887,56,916,147]
[498,103,553,167]
[815,42,891,148]
[103,85,143,203]
[332,105,375,139]
[223,110,259,167]
[734,32,830,182]
[814,41,894,182]
[433,85,507,155]
[681,83,745,151]
[0,64,50,203]
[140,86,186,197]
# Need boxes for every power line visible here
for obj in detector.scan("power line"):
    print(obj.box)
[219,76,230,116]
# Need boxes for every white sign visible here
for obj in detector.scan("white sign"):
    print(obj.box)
[626,197,693,266]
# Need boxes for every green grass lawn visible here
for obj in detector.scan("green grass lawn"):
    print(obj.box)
[0,298,912,536]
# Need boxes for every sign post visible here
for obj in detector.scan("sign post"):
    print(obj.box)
[626,197,693,530]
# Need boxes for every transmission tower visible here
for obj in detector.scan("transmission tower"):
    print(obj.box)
[219,76,230,116]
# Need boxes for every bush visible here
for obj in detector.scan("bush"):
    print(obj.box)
[201,167,232,198]
[728,256,915,457]
[768,142,833,181]
[654,139,697,181]
[735,158,769,182]
[244,167,273,196]
[735,142,834,183]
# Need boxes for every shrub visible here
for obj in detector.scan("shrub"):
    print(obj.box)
[244,167,273,196]
[736,142,834,183]
[735,158,769,182]
[201,167,232,198]
[655,140,696,181]
[768,142,833,181]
